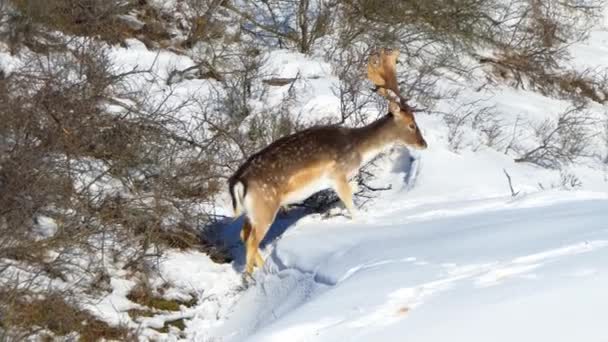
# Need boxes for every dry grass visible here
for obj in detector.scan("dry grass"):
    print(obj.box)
[125,281,197,335]
[0,291,133,341]
[127,282,197,312]
[158,318,186,333]
[482,53,608,104]
[7,0,172,49]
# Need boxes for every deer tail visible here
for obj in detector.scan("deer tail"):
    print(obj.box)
[229,178,247,217]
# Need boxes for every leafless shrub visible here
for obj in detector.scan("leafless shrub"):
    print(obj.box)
[222,0,337,54]
[477,0,607,103]
[325,47,377,126]
[604,118,608,164]
[0,2,9,31]
[178,0,233,49]
[0,288,133,340]
[338,0,503,49]
[503,169,520,197]
[482,55,608,104]
[515,106,597,168]
[337,0,605,105]
[334,0,507,91]
[559,171,583,189]
[537,170,583,191]
[2,0,131,51]
[438,100,504,152]
[194,50,306,166]
[1,0,179,52]
[0,36,228,337]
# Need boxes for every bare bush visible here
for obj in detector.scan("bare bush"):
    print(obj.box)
[0,288,132,340]
[177,0,233,49]
[336,0,605,104]
[222,0,337,53]
[482,55,608,104]
[436,100,504,152]
[537,170,583,191]
[604,118,608,164]
[338,0,503,49]
[514,106,597,168]
[331,49,377,125]
[559,171,583,189]
[334,0,505,83]
[477,0,607,103]
[1,0,179,52]
[192,48,306,164]
[0,36,227,337]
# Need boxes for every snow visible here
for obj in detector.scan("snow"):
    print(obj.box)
[85,277,138,327]
[262,50,333,80]
[33,216,58,239]
[159,250,241,299]
[261,49,342,124]
[3,5,608,342]
[208,196,608,342]
[172,11,608,342]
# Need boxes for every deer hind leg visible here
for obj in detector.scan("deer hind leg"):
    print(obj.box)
[240,218,265,274]
[333,173,358,219]
[244,201,278,274]
[240,219,252,243]
[244,222,273,274]
[244,226,260,275]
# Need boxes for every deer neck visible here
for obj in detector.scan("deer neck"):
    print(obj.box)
[351,114,399,163]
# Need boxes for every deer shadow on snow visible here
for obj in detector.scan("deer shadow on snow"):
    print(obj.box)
[391,148,419,188]
[203,207,310,272]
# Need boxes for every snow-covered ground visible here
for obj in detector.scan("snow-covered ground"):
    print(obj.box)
[183,163,608,341]
[219,197,608,342]
[171,15,608,342]
[3,5,608,342]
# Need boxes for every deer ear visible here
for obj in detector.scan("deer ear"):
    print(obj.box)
[388,101,401,115]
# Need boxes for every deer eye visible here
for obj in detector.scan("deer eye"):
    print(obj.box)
[408,123,416,131]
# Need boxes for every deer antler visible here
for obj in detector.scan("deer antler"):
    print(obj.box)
[367,48,410,110]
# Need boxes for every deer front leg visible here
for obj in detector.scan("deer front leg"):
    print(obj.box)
[333,174,358,219]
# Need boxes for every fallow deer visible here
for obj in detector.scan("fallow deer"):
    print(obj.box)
[229,48,427,274]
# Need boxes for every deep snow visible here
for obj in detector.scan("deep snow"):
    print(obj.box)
[177,19,608,342]
[210,194,608,342]
[3,5,608,342]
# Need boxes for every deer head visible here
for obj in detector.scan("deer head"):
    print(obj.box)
[367,48,427,149]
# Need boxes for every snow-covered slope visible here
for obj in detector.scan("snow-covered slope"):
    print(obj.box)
[82,26,608,342]
[176,15,608,342]
[3,3,608,341]
[206,193,608,342]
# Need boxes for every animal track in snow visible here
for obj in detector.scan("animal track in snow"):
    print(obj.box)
[344,240,608,331]
[475,240,608,287]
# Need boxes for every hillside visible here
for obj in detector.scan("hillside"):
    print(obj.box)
[1,0,607,340]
